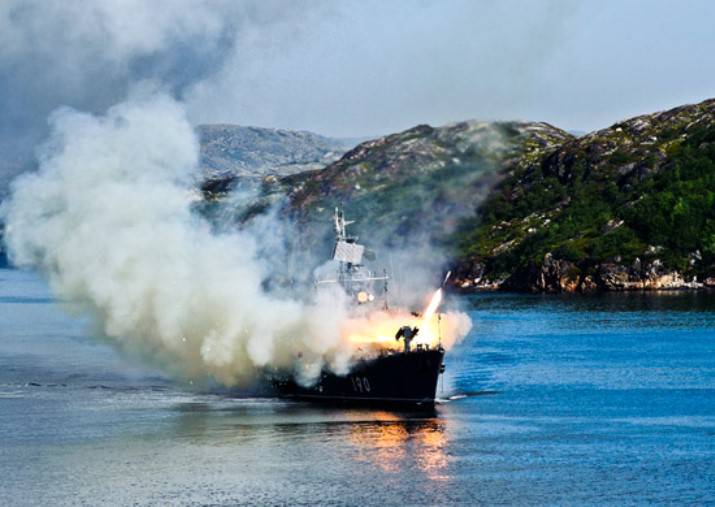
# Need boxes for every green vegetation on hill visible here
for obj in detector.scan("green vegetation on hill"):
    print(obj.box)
[198,99,715,291]
[7,97,712,293]
[454,99,715,288]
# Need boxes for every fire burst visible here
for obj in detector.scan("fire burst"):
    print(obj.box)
[421,288,443,323]
[342,287,468,352]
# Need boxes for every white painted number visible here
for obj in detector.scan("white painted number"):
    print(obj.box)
[351,376,371,393]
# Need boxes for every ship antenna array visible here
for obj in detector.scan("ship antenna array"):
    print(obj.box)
[334,206,355,242]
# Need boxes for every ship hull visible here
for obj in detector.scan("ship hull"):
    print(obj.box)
[275,348,445,408]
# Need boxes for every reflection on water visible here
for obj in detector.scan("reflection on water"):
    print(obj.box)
[167,400,452,487]
[2,269,715,504]
[170,401,450,481]
[347,411,447,480]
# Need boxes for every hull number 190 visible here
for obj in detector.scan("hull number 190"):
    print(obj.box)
[350,376,371,393]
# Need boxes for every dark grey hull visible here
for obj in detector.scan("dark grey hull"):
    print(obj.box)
[275,347,445,408]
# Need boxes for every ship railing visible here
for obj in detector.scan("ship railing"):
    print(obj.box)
[315,275,389,285]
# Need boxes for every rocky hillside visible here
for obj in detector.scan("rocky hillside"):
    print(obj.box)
[452,98,715,292]
[198,124,352,194]
[275,121,571,251]
[4,99,714,294]
[195,120,571,289]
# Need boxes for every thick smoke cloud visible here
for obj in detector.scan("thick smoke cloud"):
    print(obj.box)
[2,92,358,386]
[0,1,477,388]
[0,0,577,193]
[0,0,318,191]
[1,89,472,385]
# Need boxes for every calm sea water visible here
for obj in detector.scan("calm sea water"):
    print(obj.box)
[1,268,714,505]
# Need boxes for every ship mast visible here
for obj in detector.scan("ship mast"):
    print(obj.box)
[333,207,354,243]
[314,207,389,306]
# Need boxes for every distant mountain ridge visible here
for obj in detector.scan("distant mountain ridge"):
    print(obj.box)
[276,120,571,255]
[3,100,714,292]
[245,99,714,293]
[0,124,355,266]
[198,124,353,179]
[193,118,572,292]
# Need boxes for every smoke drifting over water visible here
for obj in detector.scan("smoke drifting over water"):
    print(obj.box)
[3,92,352,385]
[2,91,470,387]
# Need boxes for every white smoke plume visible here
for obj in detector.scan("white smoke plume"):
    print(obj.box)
[0,0,324,189]
[2,89,472,387]
[2,90,359,386]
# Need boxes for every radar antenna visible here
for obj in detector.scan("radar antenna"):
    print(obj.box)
[334,207,355,241]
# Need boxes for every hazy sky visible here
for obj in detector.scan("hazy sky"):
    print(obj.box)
[190,0,715,136]
[1,0,714,178]
[185,0,715,136]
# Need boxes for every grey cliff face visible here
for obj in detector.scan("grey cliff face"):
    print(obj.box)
[197,124,353,180]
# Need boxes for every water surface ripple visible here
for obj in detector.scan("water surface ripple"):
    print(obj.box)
[1,269,713,505]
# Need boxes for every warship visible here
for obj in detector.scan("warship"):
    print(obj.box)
[274,209,446,407]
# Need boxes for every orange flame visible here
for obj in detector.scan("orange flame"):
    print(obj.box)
[341,287,470,354]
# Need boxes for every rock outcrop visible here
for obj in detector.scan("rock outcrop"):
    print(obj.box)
[453,254,706,293]
[279,120,571,252]
[197,124,352,184]
[453,98,715,292]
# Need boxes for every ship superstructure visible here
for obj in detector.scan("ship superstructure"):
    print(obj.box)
[314,208,389,308]
[274,208,446,407]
